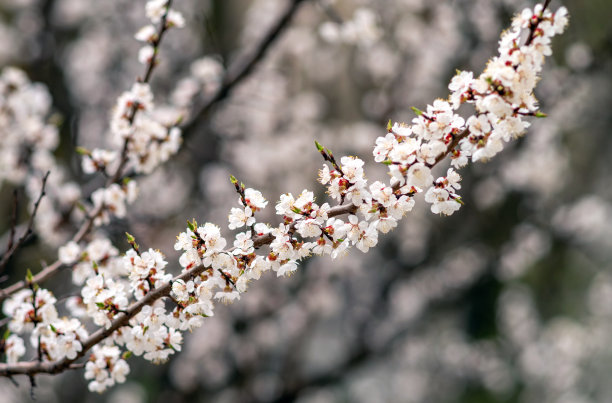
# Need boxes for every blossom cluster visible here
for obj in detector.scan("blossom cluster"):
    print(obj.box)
[2,287,89,364]
[0,67,83,245]
[84,345,129,393]
[0,2,568,395]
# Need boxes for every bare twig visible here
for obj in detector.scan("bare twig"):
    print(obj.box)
[0,171,50,274]
[181,0,309,139]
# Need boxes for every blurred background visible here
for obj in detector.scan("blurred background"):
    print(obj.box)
[1,0,611,402]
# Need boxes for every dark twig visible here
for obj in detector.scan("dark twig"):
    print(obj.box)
[0,171,50,274]
[28,374,36,400]
[181,0,309,139]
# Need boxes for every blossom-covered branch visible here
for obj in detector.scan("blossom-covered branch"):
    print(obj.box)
[0,0,568,394]
[0,171,50,275]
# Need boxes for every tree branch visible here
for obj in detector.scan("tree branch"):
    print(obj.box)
[181,0,309,140]
[0,171,50,274]
[0,260,208,376]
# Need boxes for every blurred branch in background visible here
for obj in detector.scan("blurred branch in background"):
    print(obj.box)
[182,0,309,140]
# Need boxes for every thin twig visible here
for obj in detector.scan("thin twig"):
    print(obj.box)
[0,171,50,274]
[181,0,309,140]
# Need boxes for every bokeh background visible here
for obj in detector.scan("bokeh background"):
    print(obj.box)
[1,0,611,402]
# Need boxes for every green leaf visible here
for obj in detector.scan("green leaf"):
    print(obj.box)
[3,329,10,340]
[534,111,547,118]
[187,219,197,232]
[75,146,90,156]
[25,269,33,283]
[411,106,423,116]
[314,140,323,151]
[229,175,238,185]
[387,119,393,131]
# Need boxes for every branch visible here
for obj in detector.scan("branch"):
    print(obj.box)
[253,128,470,249]
[0,121,471,375]
[0,260,209,376]
[181,0,309,139]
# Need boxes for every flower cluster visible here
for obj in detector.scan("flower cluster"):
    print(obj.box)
[82,274,129,328]
[119,304,183,363]
[0,67,82,246]
[124,248,172,300]
[84,345,129,393]
[108,83,182,175]
[59,238,126,285]
[425,168,463,215]
[448,6,569,166]
[2,286,88,363]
